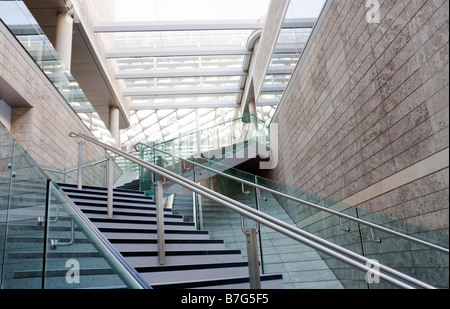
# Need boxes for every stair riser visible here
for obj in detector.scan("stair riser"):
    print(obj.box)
[92,222,196,231]
[100,232,210,241]
[66,194,154,205]
[58,184,146,196]
[85,213,185,223]
[186,279,284,289]
[141,266,249,285]
[114,243,225,252]
[77,205,171,216]
[125,254,244,268]
[70,199,158,209]
[62,189,146,199]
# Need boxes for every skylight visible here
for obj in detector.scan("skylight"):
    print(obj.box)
[93,0,325,146]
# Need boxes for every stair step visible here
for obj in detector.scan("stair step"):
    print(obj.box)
[68,197,157,208]
[63,188,151,199]
[58,184,147,197]
[111,239,226,251]
[73,202,170,215]
[151,274,284,289]
[123,250,244,268]
[77,205,175,217]
[99,227,211,241]
[137,262,250,285]
[89,217,195,230]
[84,212,185,223]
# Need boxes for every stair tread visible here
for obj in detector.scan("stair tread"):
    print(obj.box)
[120,250,242,257]
[151,274,284,289]
[58,183,146,196]
[80,207,179,218]
[89,217,194,227]
[136,261,248,273]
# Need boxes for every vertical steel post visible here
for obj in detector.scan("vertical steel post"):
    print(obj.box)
[155,180,165,265]
[246,228,261,289]
[107,155,114,219]
[77,140,85,190]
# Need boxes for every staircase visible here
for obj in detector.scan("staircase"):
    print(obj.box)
[3,121,447,289]
[57,183,284,289]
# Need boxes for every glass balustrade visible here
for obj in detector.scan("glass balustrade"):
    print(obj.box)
[0,123,148,289]
[136,139,449,289]
[153,114,268,161]
[63,130,447,289]
[0,0,116,147]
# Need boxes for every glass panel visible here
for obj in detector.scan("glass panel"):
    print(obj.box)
[122,108,244,146]
[116,55,245,71]
[0,126,15,287]
[109,0,271,23]
[255,176,367,288]
[131,94,239,104]
[358,208,449,289]
[114,30,253,49]
[254,175,449,289]
[0,141,48,288]
[125,76,242,89]
[43,147,122,189]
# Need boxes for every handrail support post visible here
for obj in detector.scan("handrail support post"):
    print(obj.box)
[155,180,166,265]
[246,228,261,289]
[107,154,114,218]
[77,140,85,190]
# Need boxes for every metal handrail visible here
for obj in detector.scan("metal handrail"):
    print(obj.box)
[136,142,450,255]
[72,132,438,289]
[43,158,108,176]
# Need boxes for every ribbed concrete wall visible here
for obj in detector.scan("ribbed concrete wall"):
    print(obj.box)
[267,0,449,235]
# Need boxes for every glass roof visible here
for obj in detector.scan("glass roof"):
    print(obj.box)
[92,0,269,146]
[0,0,325,148]
[96,0,325,146]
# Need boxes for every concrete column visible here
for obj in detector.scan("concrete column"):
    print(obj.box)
[109,107,120,146]
[55,12,74,72]
[248,100,257,117]
[248,99,258,129]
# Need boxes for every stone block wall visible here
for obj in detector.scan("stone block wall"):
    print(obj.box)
[267,0,449,235]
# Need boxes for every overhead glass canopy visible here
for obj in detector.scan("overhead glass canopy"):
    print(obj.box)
[92,0,267,146]
[93,0,325,146]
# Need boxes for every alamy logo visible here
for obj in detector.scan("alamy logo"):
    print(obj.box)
[65,259,80,284]
[365,259,381,284]
[366,0,381,24]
